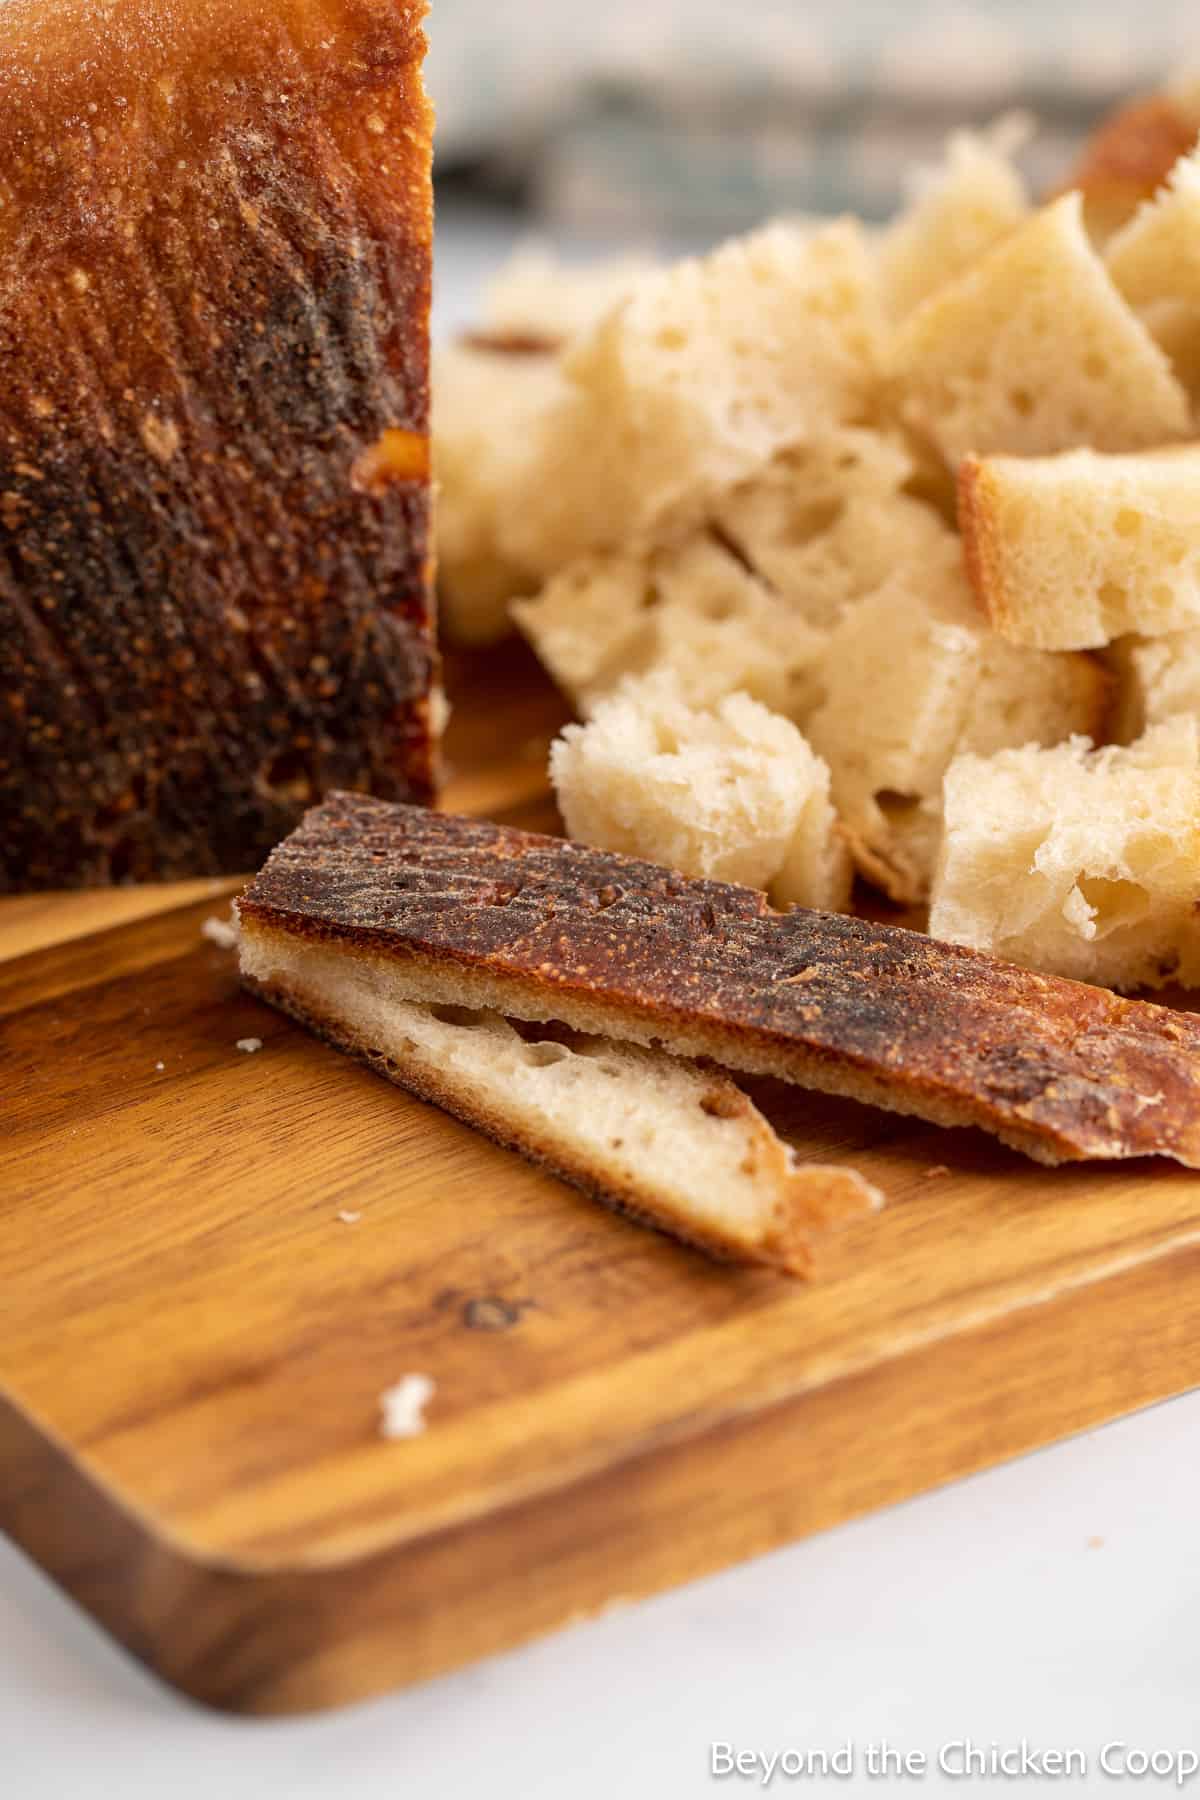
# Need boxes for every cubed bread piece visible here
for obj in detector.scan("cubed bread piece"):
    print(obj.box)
[433,343,568,646]
[1106,147,1200,308]
[479,246,659,348]
[960,446,1200,650]
[713,430,951,630]
[1057,92,1200,243]
[878,120,1030,320]
[930,721,1200,991]
[1105,147,1200,399]
[805,560,1111,903]
[549,673,851,912]
[513,534,827,722]
[499,220,884,576]
[890,193,1190,467]
[1109,630,1200,741]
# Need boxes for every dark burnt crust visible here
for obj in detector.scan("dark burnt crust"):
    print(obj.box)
[239,793,1200,1169]
[0,0,436,889]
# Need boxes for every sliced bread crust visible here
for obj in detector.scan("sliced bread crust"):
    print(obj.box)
[238,796,1200,1169]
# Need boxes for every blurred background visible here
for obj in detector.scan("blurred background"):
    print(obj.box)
[429,0,1199,325]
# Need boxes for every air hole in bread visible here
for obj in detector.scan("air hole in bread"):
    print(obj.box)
[1010,387,1035,418]
[1099,580,1128,610]
[1075,875,1152,937]
[655,326,689,352]
[1084,352,1109,380]
[430,1003,488,1029]
[874,788,923,823]
[1114,507,1143,538]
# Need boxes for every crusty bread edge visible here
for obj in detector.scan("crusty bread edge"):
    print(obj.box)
[239,916,1087,1167]
[958,454,1018,639]
[243,968,883,1276]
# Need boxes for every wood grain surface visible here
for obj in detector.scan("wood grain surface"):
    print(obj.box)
[4,644,1200,1716]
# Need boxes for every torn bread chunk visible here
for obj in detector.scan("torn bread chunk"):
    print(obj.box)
[239,965,881,1276]
[498,220,883,577]
[1105,147,1200,401]
[890,194,1190,468]
[1056,91,1200,243]
[712,431,952,631]
[479,246,659,349]
[931,722,1200,992]
[513,534,827,722]
[550,673,851,912]
[960,447,1200,650]
[877,119,1031,321]
[0,0,438,890]
[238,795,1200,1169]
[433,342,568,646]
[804,559,1110,903]
[1110,630,1200,742]
[513,430,946,719]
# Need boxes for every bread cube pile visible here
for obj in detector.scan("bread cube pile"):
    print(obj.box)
[435,91,1200,993]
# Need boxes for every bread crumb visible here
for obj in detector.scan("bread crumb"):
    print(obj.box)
[1087,1535,1106,1550]
[154,1061,165,1073]
[202,913,239,950]
[236,1037,263,1054]
[924,1164,951,1179]
[338,1210,362,1225]
[379,1373,434,1440]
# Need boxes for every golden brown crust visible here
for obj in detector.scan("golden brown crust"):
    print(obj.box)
[239,794,1200,1168]
[0,0,437,889]
[246,970,883,1275]
[1055,95,1200,238]
[957,454,1008,633]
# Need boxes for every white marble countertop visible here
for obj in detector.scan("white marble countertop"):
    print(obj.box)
[7,212,1200,1799]
[6,1393,1200,1798]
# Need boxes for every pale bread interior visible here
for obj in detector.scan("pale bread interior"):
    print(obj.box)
[240,935,882,1274]
[960,447,1200,650]
[890,192,1189,466]
[437,103,1200,995]
[550,670,850,912]
[930,720,1200,991]
[877,118,1030,321]
[497,220,884,577]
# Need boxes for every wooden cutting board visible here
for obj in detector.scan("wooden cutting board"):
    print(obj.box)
[5,642,1200,1717]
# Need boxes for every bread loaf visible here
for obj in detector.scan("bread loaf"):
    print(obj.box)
[0,0,438,889]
